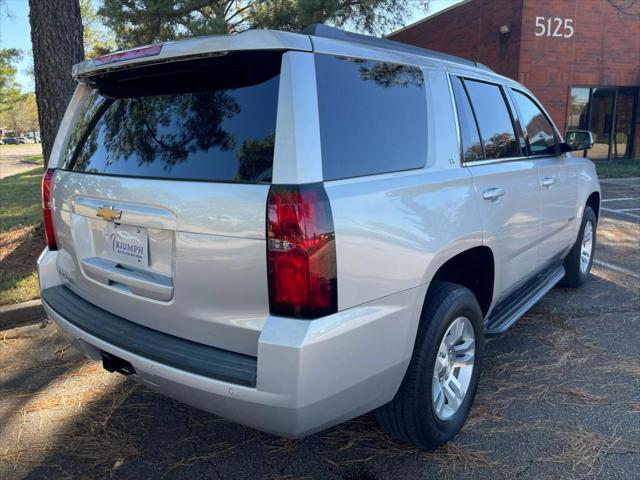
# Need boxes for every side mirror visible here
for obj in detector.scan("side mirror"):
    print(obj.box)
[561,130,594,152]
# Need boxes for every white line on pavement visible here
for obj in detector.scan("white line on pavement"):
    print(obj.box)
[594,259,640,280]
[601,208,640,219]
[602,197,640,202]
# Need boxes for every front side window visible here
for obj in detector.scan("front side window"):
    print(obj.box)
[512,90,558,156]
[463,79,520,160]
[63,52,281,183]
[315,54,428,180]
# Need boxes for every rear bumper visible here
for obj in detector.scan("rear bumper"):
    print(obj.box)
[38,248,426,437]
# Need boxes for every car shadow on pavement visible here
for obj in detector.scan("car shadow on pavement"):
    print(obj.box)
[4,268,638,480]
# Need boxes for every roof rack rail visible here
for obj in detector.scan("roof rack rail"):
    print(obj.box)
[301,23,494,72]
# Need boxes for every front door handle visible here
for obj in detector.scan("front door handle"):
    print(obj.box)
[541,177,556,188]
[482,187,505,201]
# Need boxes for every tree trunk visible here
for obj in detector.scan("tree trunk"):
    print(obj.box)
[29,0,84,164]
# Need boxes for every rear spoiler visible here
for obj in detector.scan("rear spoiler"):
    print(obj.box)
[72,29,312,80]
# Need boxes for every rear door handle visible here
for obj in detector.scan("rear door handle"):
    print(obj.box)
[482,187,505,201]
[541,177,555,188]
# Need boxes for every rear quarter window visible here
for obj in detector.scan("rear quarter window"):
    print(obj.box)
[63,52,281,183]
[315,54,428,181]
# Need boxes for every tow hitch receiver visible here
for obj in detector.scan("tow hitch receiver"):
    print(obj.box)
[101,351,136,376]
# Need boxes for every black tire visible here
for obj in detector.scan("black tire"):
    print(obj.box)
[559,206,597,288]
[376,281,484,448]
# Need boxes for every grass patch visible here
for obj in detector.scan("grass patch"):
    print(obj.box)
[0,167,44,305]
[24,154,44,164]
[0,167,43,231]
[594,159,640,179]
[0,270,39,305]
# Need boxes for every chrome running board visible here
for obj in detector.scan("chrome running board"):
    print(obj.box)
[485,263,565,335]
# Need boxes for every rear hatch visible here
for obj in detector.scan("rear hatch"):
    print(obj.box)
[50,51,282,356]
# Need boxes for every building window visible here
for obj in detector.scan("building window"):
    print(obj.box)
[614,88,637,159]
[567,86,639,160]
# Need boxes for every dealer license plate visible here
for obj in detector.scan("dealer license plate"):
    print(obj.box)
[107,223,149,268]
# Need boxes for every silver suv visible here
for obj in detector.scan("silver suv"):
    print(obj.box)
[38,25,600,448]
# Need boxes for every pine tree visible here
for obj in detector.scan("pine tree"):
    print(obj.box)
[97,0,428,48]
[28,0,84,163]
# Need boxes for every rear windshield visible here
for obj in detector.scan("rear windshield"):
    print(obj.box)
[63,52,281,183]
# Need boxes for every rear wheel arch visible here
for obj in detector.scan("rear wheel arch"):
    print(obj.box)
[429,246,494,317]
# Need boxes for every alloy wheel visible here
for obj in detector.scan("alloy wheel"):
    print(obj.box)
[580,220,594,273]
[431,316,475,421]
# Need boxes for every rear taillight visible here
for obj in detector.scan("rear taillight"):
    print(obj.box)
[42,168,58,250]
[267,183,337,319]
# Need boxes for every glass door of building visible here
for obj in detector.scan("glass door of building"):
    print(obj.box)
[567,86,638,160]
[613,88,636,159]
[589,88,615,160]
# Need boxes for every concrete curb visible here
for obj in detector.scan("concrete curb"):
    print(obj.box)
[0,299,45,330]
[599,177,640,184]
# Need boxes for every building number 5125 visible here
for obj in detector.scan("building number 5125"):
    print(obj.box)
[535,16,574,38]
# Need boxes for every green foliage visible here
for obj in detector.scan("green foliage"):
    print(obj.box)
[0,93,38,134]
[81,0,117,57]
[0,49,25,117]
[97,0,428,48]
[0,48,21,92]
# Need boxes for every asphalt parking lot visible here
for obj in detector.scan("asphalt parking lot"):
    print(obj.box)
[1,179,638,480]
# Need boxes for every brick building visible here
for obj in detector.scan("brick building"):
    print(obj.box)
[390,0,640,160]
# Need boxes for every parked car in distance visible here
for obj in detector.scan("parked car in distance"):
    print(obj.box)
[3,137,18,145]
[17,136,35,144]
[38,25,600,448]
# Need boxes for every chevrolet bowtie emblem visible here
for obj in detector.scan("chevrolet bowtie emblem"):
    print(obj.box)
[96,205,122,222]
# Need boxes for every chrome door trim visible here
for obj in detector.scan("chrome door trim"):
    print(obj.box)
[482,187,506,201]
[81,257,174,302]
[541,177,556,188]
[445,72,463,166]
[72,196,177,231]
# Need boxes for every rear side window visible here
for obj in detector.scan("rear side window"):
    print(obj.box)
[511,90,558,156]
[463,79,520,160]
[315,54,428,181]
[451,76,483,162]
[63,52,281,183]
